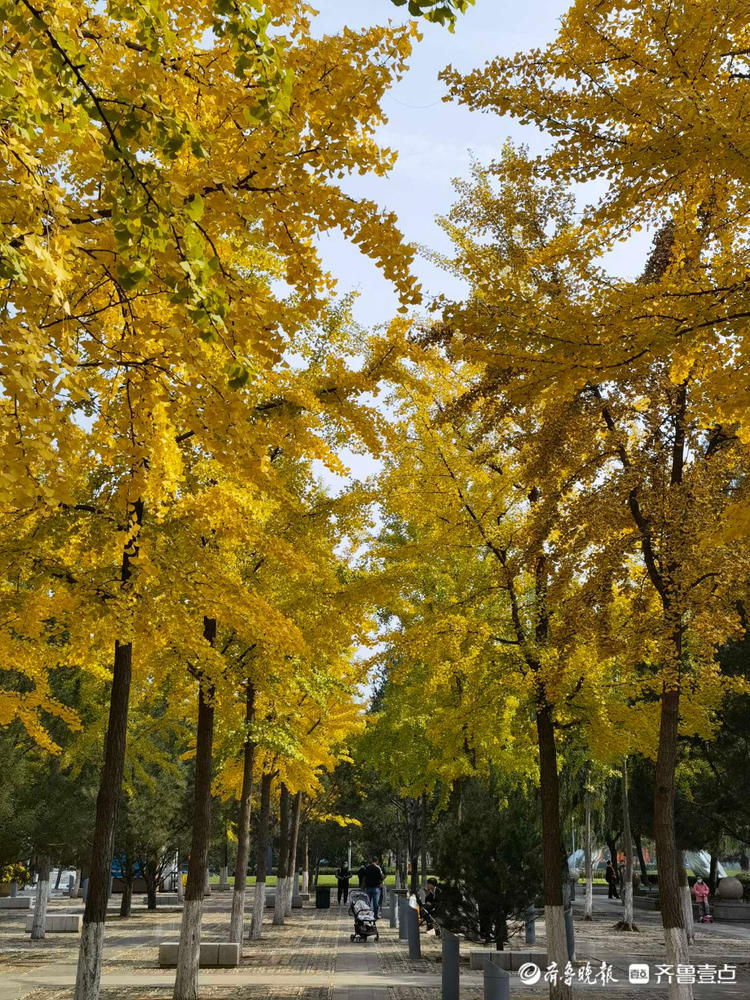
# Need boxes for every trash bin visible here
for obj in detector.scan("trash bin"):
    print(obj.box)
[315,886,331,909]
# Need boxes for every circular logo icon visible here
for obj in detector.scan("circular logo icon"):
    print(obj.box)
[518,962,542,985]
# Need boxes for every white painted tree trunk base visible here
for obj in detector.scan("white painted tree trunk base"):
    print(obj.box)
[31,879,50,939]
[219,866,228,887]
[621,882,635,928]
[250,882,266,940]
[273,877,286,925]
[73,921,105,1000]
[301,870,309,894]
[229,887,245,944]
[680,886,695,944]
[584,876,593,921]
[71,869,82,899]
[173,898,203,1000]
[665,926,694,1000]
[546,905,572,1000]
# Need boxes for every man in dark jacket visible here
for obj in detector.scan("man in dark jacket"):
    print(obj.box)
[605,859,619,899]
[335,863,351,905]
[422,877,440,931]
[363,858,384,919]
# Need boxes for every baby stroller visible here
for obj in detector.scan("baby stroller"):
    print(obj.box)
[348,889,379,942]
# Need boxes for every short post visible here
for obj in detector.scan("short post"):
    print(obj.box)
[442,928,460,1000]
[10,882,17,898]
[82,877,89,903]
[483,959,510,1000]
[569,874,576,902]
[398,897,408,941]
[389,894,397,928]
[407,902,421,959]
[524,905,536,945]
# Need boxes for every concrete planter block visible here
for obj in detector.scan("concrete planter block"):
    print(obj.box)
[25,914,82,933]
[159,941,226,967]
[141,894,180,906]
[217,942,241,966]
[264,893,276,907]
[292,894,303,908]
[0,897,32,909]
[713,901,750,921]
[510,951,547,972]
[470,951,516,971]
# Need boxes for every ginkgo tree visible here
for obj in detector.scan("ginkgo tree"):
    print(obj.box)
[420,141,750,1000]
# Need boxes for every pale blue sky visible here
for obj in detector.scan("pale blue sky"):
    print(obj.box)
[307,1,648,488]
[310,0,572,327]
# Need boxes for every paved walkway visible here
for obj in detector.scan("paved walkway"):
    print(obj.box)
[0,891,747,999]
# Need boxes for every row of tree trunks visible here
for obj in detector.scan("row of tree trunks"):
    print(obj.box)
[583,790,593,921]
[73,637,134,1000]
[31,854,51,940]
[229,682,257,944]
[250,771,272,940]
[273,785,290,926]
[536,704,571,1000]
[74,497,143,1000]
[285,792,302,915]
[615,757,637,932]
[172,616,217,1000]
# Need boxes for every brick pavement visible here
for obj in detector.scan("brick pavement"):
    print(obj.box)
[0,892,748,999]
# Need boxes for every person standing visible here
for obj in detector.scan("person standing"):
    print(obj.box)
[335,862,351,905]
[605,859,619,900]
[363,857,384,919]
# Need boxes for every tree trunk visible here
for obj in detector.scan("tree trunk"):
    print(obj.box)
[74,499,142,1000]
[616,757,638,932]
[31,854,50,939]
[173,617,216,1000]
[285,791,302,915]
[250,771,272,941]
[654,685,693,1000]
[420,792,428,887]
[301,828,309,895]
[536,704,571,1000]
[229,682,256,944]
[634,832,649,886]
[584,789,593,921]
[73,637,134,1000]
[120,874,133,918]
[54,865,63,890]
[144,858,158,910]
[273,785,290,925]
[679,853,695,945]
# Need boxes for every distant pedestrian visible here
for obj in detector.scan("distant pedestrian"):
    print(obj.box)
[335,863,351,905]
[357,862,367,888]
[605,860,619,900]
[421,877,441,932]
[692,877,710,921]
[363,857,384,919]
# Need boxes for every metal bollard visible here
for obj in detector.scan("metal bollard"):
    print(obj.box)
[565,906,576,961]
[390,895,397,928]
[569,876,576,902]
[524,905,536,945]
[442,929,460,1000]
[483,959,510,1000]
[398,898,408,940]
[82,877,89,903]
[407,903,421,959]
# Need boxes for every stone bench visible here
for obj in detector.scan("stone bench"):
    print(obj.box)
[141,894,180,906]
[469,950,547,971]
[0,897,32,909]
[25,914,82,933]
[158,941,240,967]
